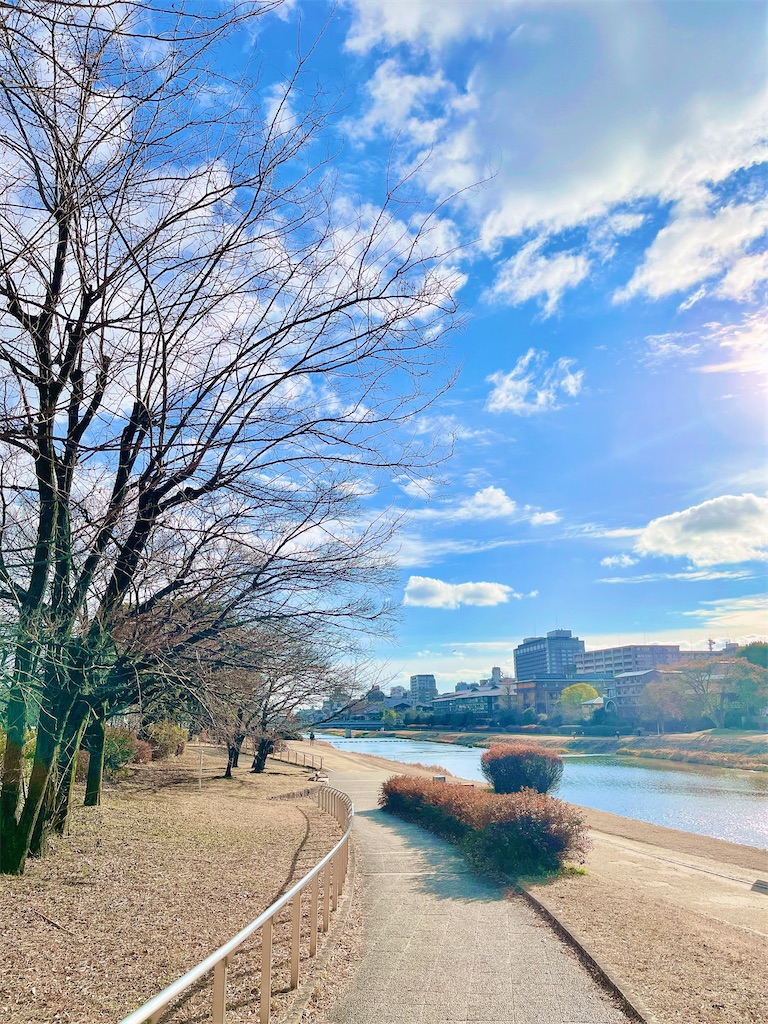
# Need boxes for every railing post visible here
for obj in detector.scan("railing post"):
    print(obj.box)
[331,853,339,911]
[212,957,228,1024]
[322,863,331,932]
[290,893,301,989]
[309,873,319,956]
[260,918,273,1024]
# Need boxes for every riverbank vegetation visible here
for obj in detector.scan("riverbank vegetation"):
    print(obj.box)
[616,746,768,771]
[480,743,563,793]
[380,774,589,879]
[361,728,768,771]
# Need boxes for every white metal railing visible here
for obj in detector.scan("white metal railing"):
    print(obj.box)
[269,745,324,772]
[119,786,353,1024]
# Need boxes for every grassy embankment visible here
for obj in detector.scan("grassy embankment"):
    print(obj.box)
[324,728,768,771]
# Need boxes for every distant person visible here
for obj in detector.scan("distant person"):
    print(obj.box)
[309,731,315,746]
[615,730,620,740]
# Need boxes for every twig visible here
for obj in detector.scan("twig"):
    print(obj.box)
[32,910,75,936]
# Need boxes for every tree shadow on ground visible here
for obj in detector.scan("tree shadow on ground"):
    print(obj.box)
[355,807,504,903]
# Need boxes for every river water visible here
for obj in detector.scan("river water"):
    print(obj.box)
[314,733,768,849]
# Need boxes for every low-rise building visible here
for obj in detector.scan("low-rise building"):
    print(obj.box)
[516,675,609,717]
[432,685,504,719]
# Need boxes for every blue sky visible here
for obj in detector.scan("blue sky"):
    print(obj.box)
[238,1,767,690]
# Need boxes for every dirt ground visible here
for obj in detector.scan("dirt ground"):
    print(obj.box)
[4,740,764,1024]
[530,806,767,1024]
[0,746,341,1024]
[300,739,768,1024]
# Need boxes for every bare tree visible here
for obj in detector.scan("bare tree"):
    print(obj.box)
[659,659,768,731]
[196,626,360,777]
[0,1,462,873]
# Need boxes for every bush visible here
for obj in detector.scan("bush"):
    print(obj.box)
[133,739,153,764]
[380,775,589,878]
[480,743,564,794]
[104,727,140,778]
[144,721,187,760]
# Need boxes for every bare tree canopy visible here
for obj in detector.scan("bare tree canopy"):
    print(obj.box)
[0,1,463,873]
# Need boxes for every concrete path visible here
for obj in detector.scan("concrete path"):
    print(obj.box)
[326,768,633,1024]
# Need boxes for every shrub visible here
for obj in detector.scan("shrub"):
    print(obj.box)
[145,721,187,760]
[480,743,563,794]
[380,775,589,878]
[133,739,153,764]
[104,727,140,777]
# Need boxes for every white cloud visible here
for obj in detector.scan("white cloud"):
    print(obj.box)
[716,251,768,301]
[396,476,439,499]
[412,413,498,443]
[487,239,590,315]
[682,595,768,635]
[615,198,768,304]
[639,311,768,378]
[634,494,768,567]
[406,485,520,524]
[486,348,584,415]
[395,533,525,568]
[697,311,768,376]
[343,2,767,315]
[403,574,531,608]
[600,554,638,568]
[599,568,754,584]
[344,0,514,54]
[454,485,517,520]
[642,332,701,366]
[529,511,560,526]
[350,58,451,145]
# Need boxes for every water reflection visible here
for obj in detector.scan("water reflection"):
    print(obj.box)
[315,733,768,849]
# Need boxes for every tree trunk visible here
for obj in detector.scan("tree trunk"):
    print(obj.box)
[28,768,57,859]
[0,684,29,866]
[250,736,274,773]
[1,687,75,875]
[50,709,90,834]
[224,743,237,779]
[231,732,245,769]
[84,711,107,807]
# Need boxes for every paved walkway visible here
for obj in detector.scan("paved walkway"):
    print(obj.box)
[326,768,633,1024]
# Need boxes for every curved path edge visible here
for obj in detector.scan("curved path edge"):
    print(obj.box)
[519,887,661,1024]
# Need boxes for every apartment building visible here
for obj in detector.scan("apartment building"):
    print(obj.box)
[409,673,438,703]
[576,644,681,676]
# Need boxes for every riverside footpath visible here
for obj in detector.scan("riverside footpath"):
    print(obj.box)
[315,747,633,1024]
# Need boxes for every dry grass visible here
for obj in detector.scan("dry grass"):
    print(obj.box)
[0,746,342,1024]
[616,746,768,771]
[530,865,767,1024]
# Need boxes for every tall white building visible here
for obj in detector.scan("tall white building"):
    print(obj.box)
[409,673,438,703]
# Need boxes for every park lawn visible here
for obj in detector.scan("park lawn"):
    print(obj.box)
[0,746,341,1024]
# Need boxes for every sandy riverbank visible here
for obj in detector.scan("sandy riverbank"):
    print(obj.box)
[298,739,767,1024]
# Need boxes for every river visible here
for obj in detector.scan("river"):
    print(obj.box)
[314,733,768,849]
